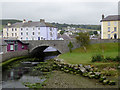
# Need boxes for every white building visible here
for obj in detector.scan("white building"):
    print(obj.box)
[3,19,58,40]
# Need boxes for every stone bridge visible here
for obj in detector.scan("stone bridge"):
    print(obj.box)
[22,39,118,54]
[22,39,80,54]
[1,39,118,62]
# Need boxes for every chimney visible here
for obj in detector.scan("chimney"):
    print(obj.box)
[102,14,104,19]
[7,23,11,26]
[23,19,26,23]
[28,20,32,23]
[40,19,45,23]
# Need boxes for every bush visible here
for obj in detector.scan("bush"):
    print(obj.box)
[113,56,120,62]
[91,55,120,62]
[105,57,114,62]
[91,54,104,62]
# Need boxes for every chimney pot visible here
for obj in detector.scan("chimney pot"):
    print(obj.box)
[7,23,11,26]
[40,19,45,22]
[102,14,104,19]
[23,19,26,23]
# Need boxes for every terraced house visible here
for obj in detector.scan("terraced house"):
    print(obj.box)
[101,15,120,39]
[3,19,57,40]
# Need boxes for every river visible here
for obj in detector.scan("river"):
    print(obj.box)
[2,53,58,88]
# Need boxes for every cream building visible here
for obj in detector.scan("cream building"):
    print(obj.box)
[3,19,58,40]
[101,15,120,39]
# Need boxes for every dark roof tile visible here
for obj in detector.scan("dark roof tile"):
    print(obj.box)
[101,15,120,22]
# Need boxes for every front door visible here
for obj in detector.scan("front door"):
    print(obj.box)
[38,37,40,40]
[15,44,18,51]
[114,34,117,39]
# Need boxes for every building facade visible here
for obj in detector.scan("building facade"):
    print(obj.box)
[101,15,120,39]
[3,19,57,40]
[4,40,29,52]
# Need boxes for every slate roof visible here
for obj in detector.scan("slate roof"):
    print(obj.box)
[57,33,72,40]
[101,15,120,22]
[4,21,56,28]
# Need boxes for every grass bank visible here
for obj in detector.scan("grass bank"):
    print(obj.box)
[59,43,118,65]
[59,43,119,78]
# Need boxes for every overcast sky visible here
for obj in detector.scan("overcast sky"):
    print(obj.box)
[0,0,119,25]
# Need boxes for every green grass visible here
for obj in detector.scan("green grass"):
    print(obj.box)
[0,56,28,68]
[59,43,118,65]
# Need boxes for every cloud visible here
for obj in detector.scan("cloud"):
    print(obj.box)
[1,1,118,25]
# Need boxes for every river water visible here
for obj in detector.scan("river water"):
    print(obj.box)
[1,55,57,89]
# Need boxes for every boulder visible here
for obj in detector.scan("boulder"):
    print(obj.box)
[99,76,106,82]
[84,65,91,71]
[78,64,83,67]
[94,72,101,79]
[108,80,116,85]
[103,80,109,85]
[79,67,87,73]
[89,75,95,79]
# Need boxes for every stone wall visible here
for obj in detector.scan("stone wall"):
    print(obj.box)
[22,39,118,54]
[0,50,29,62]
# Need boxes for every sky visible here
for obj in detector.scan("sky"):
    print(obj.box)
[0,0,119,25]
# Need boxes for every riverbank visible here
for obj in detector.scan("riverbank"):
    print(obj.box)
[44,70,118,88]
[58,43,119,86]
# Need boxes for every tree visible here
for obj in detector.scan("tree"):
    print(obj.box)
[93,31,98,35]
[68,41,74,53]
[76,32,90,52]
[60,30,65,35]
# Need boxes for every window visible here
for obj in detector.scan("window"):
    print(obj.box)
[15,33,17,36]
[108,34,110,39]
[10,45,14,51]
[22,45,24,49]
[21,28,23,30]
[32,37,34,40]
[114,21,117,26]
[38,28,40,30]
[21,32,23,35]
[7,28,8,31]
[33,32,35,35]
[15,28,17,31]
[26,32,28,35]
[33,28,35,30]
[41,37,43,40]
[38,32,40,35]
[108,27,110,32]
[26,28,28,30]
[50,27,52,31]
[12,33,14,36]
[12,28,14,31]
[114,27,117,31]
[26,37,28,40]
[21,37,22,40]
[50,32,53,37]
[108,22,110,26]
[7,33,8,36]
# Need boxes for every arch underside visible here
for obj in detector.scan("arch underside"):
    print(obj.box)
[30,44,62,54]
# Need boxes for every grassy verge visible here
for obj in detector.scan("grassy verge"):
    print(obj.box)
[59,43,118,64]
[0,56,29,69]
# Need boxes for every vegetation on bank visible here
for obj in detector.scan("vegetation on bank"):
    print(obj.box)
[59,43,119,81]
[0,56,28,68]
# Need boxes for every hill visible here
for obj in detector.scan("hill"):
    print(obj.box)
[0,19,22,25]
[0,19,101,31]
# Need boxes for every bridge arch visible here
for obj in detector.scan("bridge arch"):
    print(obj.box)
[30,44,62,54]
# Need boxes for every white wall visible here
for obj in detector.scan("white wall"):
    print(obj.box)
[18,26,57,40]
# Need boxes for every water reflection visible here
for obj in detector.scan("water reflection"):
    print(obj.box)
[2,55,58,88]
